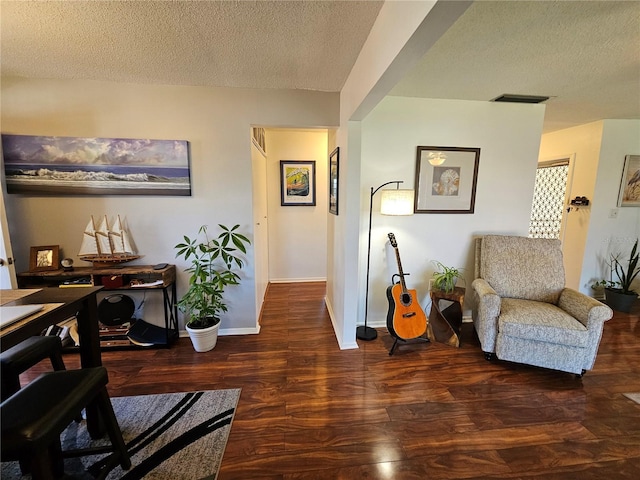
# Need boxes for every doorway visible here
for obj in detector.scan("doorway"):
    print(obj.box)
[0,189,17,288]
[250,127,330,322]
[251,128,270,321]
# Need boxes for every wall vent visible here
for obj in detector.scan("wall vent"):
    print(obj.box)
[491,94,549,104]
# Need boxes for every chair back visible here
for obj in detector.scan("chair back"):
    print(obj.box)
[477,235,565,303]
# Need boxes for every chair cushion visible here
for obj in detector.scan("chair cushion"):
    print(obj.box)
[1,367,107,456]
[499,298,589,348]
[481,235,565,303]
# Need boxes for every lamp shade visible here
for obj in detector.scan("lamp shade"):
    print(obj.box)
[380,189,414,215]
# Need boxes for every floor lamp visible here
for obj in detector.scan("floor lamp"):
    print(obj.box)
[357,181,415,341]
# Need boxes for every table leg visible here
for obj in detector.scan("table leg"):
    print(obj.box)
[75,293,104,438]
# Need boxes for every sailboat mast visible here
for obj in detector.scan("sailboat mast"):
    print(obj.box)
[91,215,101,255]
[105,215,114,254]
[117,215,126,253]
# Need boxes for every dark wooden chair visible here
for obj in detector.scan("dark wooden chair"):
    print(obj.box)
[0,335,67,401]
[1,367,131,480]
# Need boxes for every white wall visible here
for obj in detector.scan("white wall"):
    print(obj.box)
[1,77,338,333]
[538,121,604,289]
[360,96,546,325]
[329,0,471,349]
[265,129,328,282]
[539,119,640,294]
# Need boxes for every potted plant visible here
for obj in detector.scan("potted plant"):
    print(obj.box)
[432,260,463,293]
[592,239,639,313]
[175,224,251,352]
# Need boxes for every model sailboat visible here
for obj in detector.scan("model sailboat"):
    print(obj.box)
[79,215,140,266]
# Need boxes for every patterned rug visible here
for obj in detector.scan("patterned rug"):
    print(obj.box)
[1,389,240,479]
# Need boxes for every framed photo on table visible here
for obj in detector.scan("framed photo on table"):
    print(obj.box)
[329,147,339,215]
[29,245,60,271]
[280,160,316,206]
[414,146,480,214]
[617,154,640,207]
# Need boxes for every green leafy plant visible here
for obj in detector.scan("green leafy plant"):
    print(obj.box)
[613,239,639,295]
[432,260,463,293]
[592,239,639,295]
[175,224,251,329]
[591,279,620,290]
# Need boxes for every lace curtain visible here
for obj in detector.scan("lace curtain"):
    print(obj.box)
[529,162,569,239]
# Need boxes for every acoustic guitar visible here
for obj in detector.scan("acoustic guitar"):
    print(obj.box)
[386,233,428,340]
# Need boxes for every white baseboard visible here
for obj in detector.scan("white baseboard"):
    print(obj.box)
[220,325,261,336]
[359,314,473,330]
[269,277,326,283]
[179,324,261,338]
[324,296,358,350]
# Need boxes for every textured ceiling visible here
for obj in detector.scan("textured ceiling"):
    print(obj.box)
[1,0,639,133]
[0,0,384,91]
[390,1,640,133]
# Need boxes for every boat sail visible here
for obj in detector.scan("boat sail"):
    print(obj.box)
[79,215,140,266]
[109,215,134,254]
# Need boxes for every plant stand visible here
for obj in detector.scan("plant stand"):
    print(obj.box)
[428,287,465,347]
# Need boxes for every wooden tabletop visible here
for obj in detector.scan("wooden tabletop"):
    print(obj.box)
[0,288,42,306]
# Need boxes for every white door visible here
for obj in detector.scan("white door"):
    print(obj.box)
[251,134,269,322]
[0,189,17,289]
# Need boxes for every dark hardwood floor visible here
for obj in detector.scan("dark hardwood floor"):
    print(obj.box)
[28,282,640,478]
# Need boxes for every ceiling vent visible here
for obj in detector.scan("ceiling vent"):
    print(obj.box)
[491,94,549,104]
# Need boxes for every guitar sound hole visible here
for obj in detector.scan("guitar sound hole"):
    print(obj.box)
[401,293,412,306]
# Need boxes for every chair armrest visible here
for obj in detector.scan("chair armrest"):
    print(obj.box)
[558,288,613,328]
[472,278,502,352]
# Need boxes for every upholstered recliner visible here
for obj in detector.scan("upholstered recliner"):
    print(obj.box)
[472,235,613,375]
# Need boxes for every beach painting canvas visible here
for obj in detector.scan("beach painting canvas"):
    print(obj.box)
[1,134,191,196]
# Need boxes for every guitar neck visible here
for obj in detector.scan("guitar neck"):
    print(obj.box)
[393,246,409,294]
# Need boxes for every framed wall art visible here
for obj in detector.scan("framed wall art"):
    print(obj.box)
[329,147,339,215]
[617,154,640,207]
[29,245,60,272]
[414,146,480,214]
[280,160,316,206]
[1,134,191,196]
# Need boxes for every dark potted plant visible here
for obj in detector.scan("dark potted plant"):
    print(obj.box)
[175,224,251,352]
[593,239,639,313]
[432,260,463,293]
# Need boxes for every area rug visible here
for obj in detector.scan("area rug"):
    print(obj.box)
[1,388,240,480]
[623,392,640,405]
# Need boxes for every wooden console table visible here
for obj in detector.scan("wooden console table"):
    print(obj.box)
[16,265,179,350]
[428,287,465,348]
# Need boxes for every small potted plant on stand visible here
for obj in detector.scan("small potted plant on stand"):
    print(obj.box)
[175,224,251,352]
[432,260,463,293]
[593,239,639,313]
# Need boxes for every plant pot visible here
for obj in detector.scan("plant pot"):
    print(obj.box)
[185,320,220,352]
[604,288,638,313]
